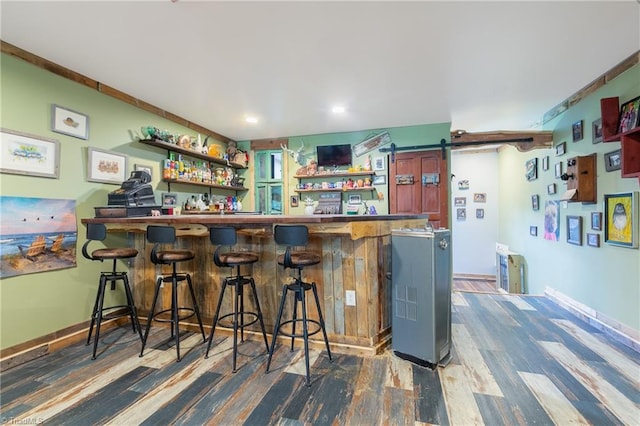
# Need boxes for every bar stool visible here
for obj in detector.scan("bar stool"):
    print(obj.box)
[139,225,206,362]
[205,227,269,372]
[82,223,142,359]
[265,225,332,387]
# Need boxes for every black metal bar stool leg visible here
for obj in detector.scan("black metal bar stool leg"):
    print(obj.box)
[249,278,270,351]
[140,276,163,357]
[186,273,206,341]
[266,284,289,373]
[311,282,333,360]
[91,275,108,360]
[205,279,229,357]
[300,283,311,387]
[123,274,143,341]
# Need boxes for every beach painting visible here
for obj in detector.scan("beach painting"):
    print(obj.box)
[0,196,77,279]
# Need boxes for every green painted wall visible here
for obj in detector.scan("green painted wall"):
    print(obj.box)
[0,53,231,349]
[497,64,640,331]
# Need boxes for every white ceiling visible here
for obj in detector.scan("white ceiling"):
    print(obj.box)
[1,1,639,142]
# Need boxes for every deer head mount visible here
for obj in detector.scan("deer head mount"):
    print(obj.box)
[281,141,306,165]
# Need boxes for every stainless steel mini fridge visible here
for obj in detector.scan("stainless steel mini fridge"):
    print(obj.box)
[391,228,452,368]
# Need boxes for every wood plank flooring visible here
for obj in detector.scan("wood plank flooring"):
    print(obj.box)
[1,289,638,425]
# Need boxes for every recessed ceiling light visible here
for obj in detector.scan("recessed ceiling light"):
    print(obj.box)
[331,105,346,114]
[245,116,258,124]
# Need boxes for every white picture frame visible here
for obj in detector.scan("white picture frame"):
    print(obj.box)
[52,104,89,140]
[373,156,385,171]
[87,147,127,184]
[0,128,60,179]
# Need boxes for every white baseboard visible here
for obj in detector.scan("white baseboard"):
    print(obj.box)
[545,286,640,353]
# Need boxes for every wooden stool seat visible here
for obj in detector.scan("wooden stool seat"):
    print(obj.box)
[276,252,321,267]
[219,252,259,265]
[154,249,194,263]
[91,247,138,260]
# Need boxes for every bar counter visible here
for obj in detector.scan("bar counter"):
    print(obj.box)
[82,213,428,356]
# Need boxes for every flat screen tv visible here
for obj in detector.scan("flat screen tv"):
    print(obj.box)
[316,144,352,167]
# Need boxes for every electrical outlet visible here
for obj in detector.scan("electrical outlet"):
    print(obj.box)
[345,290,356,306]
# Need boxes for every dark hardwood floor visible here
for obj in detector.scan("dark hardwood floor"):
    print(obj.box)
[1,284,638,425]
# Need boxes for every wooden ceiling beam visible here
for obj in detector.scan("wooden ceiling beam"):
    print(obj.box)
[449,130,554,152]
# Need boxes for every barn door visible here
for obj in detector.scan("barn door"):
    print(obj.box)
[389,150,448,228]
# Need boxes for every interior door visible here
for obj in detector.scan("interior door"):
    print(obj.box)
[389,150,449,228]
[254,150,283,214]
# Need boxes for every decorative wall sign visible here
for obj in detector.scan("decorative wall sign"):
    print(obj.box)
[0,129,60,179]
[52,104,89,140]
[0,196,77,279]
[352,131,391,157]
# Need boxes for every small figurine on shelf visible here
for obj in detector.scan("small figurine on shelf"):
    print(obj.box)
[365,155,372,171]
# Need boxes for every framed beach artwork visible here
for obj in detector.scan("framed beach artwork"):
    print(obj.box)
[0,196,77,279]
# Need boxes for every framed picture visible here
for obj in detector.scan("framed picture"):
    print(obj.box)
[454,197,466,207]
[87,146,127,184]
[51,104,89,140]
[0,128,60,179]
[592,118,603,144]
[456,208,466,220]
[161,192,178,208]
[542,156,549,171]
[530,226,538,236]
[604,149,622,172]
[587,233,600,248]
[473,193,486,203]
[544,200,560,241]
[372,174,386,185]
[604,192,638,248]
[290,195,299,207]
[555,142,566,156]
[134,164,152,179]
[476,208,484,219]
[572,120,583,142]
[547,183,556,195]
[590,212,602,231]
[458,180,469,190]
[617,96,640,134]
[348,194,362,204]
[373,156,385,171]
[532,194,540,211]
[566,215,583,246]
[525,158,538,181]
[555,162,563,178]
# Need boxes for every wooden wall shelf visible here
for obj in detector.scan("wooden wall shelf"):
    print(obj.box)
[600,97,640,183]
